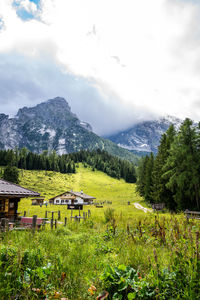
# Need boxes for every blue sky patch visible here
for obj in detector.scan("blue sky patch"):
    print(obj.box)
[13,0,40,21]
[29,0,40,8]
[16,9,35,21]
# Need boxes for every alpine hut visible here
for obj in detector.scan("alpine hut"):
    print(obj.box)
[49,190,95,210]
[0,179,40,221]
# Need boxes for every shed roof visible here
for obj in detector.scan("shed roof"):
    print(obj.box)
[70,191,95,199]
[0,179,40,198]
[49,190,95,201]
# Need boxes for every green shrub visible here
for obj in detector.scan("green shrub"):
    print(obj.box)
[104,208,115,223]
[100,264,156,299]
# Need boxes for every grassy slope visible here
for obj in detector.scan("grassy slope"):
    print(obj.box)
[1,166,200,299]
[17,164,145,220]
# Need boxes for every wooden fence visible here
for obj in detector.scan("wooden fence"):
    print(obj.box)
[0,209,92,232]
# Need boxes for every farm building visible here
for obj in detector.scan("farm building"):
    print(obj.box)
[31,197,45,205]
[0,179,40,220]
[49,190,95,209]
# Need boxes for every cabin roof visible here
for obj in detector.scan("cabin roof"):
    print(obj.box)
[0,179,40,198]
[49,190,95,201]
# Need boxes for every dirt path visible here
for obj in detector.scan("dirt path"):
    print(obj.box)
[133,202,152,213]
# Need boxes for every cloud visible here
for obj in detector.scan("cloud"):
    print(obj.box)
[0,0,200,134]
[0,52,154,135]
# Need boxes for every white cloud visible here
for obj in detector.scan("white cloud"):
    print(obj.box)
[0,0,200,134]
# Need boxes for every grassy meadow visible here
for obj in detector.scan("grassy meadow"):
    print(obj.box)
[0,165,200,299]
[17,164,145,221]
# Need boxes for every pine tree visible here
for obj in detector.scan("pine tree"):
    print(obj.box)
[136,155,150,197]
[164,119,200,210]
[144,153,154,203]
[151,125,176,209]
[3,165,19,184]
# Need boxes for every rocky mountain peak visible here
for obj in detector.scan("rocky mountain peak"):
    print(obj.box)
[46,97,71,110]
[107,115,183,154]
[0,97,137,162]
[0,114,9,123]
[16,97,72,120]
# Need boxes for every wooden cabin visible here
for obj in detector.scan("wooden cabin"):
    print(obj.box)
[31,197,45,206]
[49,190,95,210]
[0,179,40,221]
[151,203,165,211]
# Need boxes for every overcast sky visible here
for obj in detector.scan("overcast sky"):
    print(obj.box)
[0,0,200,135]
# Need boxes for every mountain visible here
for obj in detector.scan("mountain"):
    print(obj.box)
[0,97,138,162]
[106,116,183,154]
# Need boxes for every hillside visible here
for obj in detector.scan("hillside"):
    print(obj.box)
[17,164,144,218]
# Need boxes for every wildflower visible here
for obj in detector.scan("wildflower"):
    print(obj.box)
[88,288,95,296]
[88,285,97,295]
[54,291,62,298]
[32,288,41,294]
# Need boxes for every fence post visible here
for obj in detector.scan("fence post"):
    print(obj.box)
[1,218,6,232]
[83,212,85,220]
[88,210,91,217]
[58,211,61,220]
[24,211,26,217]
[127,224,130,235]
[51,218,54,230]
[5,219,9,232]
[51,212,54,220]
[64,217,67,226]
[32,215,37,233]
[55,219,57,229]
[45,211,48,219]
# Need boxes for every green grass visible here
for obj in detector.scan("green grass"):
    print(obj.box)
[17,164,145,220]
[0,165,199,299]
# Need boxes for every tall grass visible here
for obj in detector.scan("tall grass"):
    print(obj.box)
[0,165,199,299]
[0,213,199,299]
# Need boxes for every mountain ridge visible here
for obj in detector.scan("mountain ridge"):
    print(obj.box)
[0,97,138,162]
[106,115,183,154]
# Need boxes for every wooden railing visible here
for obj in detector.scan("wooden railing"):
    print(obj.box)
[184,209,200,220]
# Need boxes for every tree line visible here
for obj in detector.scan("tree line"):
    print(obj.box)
[136,118,200,211]
[70,149,137,183]
[0,148,136,183]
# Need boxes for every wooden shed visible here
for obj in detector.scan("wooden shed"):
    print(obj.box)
[0,179,40,220]
[31,197,45,205]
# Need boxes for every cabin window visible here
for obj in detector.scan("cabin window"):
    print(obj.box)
[9,202,14,208]
[65,200,69,203]
[61,200,64,204]
[74,200,78,203]
[56,200,59,204]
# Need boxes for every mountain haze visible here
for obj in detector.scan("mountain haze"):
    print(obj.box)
[107,116,183,154]
[0,97,138,162]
